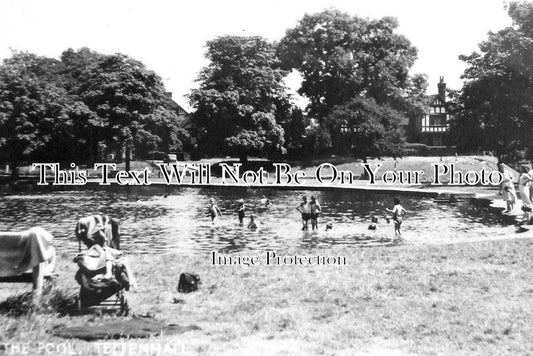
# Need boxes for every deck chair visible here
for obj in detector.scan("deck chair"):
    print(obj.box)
[0,227,57,304]
[74,254,129,315]
[74,245,130,315]
[74,217,129,315]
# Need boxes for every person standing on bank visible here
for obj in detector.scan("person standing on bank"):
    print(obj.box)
[310,196,321,230]
[296,196,311,231]
[518,165,532,205]
[518,165,533,222]
[499,164,517,213]
[529,165,533,203]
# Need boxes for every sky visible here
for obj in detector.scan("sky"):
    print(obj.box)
[0,0,513,110]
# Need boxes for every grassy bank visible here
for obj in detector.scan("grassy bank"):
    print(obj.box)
[294,155,504,182]
[1,238,532,355]
[4,155,504,180]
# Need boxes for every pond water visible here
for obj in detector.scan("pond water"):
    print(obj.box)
[0,186,514,255]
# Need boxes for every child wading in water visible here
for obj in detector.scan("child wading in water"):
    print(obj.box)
[386,198,407,238]
[237,199,245,226]
[296,196,311,231]
[209,198,222,224]
[260,195,270,208]
[310,196,321,230]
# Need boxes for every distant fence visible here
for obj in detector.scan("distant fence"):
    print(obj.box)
[404,144,456,156]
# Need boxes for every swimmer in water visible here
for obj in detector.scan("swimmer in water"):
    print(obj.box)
[260,195,270,208]
[368,216,378,231]
[248,215,258,230]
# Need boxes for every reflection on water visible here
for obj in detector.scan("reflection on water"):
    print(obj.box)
[0,187,512,254]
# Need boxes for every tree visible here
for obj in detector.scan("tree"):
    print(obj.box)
[279,107,307,156]
[278,10,422,115]
[328,97,405,163]
[61,47,107,92]
[0,53,73,177]
[78,53,182,170]
[277,9,426,155]
[0,49,188,173]
[189,35,292,162]
[450,1,533,162]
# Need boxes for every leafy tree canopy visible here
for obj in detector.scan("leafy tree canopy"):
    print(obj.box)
[189,35,292,161]
[0,53,79,173]
[0,48,187,173]
[277,9,426,156]
[78,53,180,166]
[278,9,424,118]
[450,1,533,162]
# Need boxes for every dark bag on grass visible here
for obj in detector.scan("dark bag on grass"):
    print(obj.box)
[177,273,200,293]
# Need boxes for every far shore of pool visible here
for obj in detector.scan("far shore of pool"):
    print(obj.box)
[1,154,523,226]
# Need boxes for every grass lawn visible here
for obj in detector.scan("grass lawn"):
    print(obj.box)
[1,237,532,355]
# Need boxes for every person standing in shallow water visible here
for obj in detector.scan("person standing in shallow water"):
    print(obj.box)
[296,196,311,231]
[260,195,270,208]
[386,197,407,238]
[237,199,245,226]
[310,196,321,230]
[208,198,222,224]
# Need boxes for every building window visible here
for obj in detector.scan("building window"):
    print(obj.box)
[428,115,446,127]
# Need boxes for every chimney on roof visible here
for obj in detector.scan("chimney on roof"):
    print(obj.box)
[438,76,446,102]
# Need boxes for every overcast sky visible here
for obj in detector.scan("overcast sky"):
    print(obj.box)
[0,0,512,110]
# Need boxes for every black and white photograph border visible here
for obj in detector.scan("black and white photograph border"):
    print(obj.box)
[0,0,532,355]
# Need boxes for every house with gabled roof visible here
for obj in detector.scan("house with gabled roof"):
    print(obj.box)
[165,92,191,130]
[418,77,450,146]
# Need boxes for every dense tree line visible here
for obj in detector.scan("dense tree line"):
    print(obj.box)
[0,48,188,175]
[190,9,428,162]
[0,9,430,171]
[190,3,533,164]
[4,3,530,171]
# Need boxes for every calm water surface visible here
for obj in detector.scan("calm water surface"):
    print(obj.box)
[0,187,513,254]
